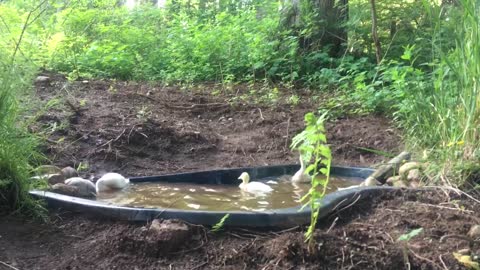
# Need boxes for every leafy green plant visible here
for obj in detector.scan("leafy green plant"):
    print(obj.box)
[0,56,44,217]
[291,112,332,251]
[211,214,230,232]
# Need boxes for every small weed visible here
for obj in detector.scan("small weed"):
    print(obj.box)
[79,99,87,107]
[76,162,89,172]
[136,105,151,121]
[397,228,423,242]
[211,214,230,233]
[288,94,300,106]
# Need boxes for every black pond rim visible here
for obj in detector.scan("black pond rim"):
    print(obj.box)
[29,164,397,227]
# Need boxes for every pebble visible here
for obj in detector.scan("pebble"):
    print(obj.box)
[61,166,79,179]
[468,225,480,239]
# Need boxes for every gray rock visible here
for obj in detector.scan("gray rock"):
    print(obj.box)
[64,177,96,197]
[51,183,80,196]
[61,166,78,179]
[149,219,190,245]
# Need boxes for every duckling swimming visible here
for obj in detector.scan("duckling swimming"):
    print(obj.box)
[238,172,273,194]
[291,154,310,183]
[96,172,130,192]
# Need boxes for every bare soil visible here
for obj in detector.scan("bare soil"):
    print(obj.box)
[1,190,477,269]
[2,74,474,269]
[30,73,400,178]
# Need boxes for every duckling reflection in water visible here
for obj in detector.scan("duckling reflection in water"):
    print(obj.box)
[291,182,305,202]
[238,172,273,194]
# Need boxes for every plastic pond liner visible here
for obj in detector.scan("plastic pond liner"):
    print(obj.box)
[30,164,396,228]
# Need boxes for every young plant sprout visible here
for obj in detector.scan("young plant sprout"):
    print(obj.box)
[290,112,332,252]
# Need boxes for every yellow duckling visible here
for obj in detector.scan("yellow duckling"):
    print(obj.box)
[238,172,273,194]
[291,154,310,183]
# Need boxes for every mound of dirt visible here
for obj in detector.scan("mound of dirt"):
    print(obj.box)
[116,219,192,256]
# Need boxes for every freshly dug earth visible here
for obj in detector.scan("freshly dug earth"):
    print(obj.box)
[30,73,400,178]
[1,189,477,269]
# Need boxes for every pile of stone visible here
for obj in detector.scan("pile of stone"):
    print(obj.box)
[385,161,424,188]
[32,165,96,198]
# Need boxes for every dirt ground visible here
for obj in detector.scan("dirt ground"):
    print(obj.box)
[2,74,475,269]
[1,189,477,270]
[30,73,400,178]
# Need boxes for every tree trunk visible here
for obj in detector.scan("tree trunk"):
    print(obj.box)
[280,0,348,56]
[370,0,382,64]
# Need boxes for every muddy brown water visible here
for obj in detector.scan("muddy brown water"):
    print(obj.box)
[95,176,361,211]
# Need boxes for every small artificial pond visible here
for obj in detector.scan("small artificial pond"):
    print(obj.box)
[30,164,394,227]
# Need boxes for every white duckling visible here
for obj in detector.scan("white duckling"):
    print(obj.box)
[238,172,273,194]
[96,172,130,192]
[64,177,96,197]
[291,154,310,183]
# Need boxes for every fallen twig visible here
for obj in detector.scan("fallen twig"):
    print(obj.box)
[439,234,473,244]
[165,103,228,110]
[438,255,449,270]
[0,261,20,270]
[327,217,339,233]
[258,108,265,121]
[273,226,300,235]
[412,202,473,213]
[408,248,443,270]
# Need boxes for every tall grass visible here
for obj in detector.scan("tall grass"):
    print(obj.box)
[0,53,44,215]
[399,0,480,184]
[0,1,45,215]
